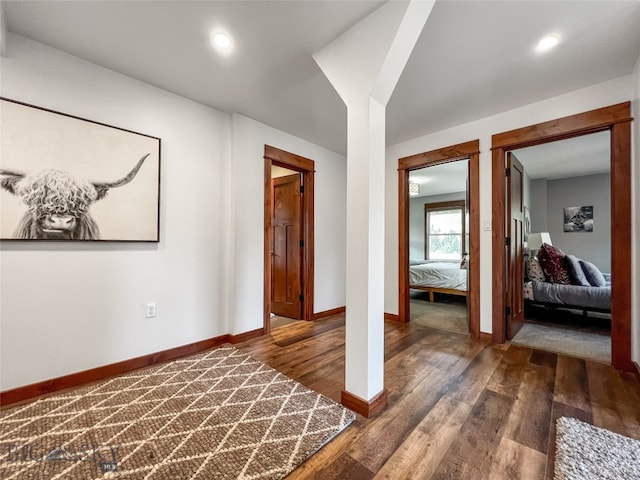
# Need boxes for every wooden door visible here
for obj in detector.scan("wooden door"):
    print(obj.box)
[271,173,302,318]
[506,153,525,338]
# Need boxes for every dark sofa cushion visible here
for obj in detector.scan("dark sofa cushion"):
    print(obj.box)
[579,259,606,287]
[537,243,571,284]
[565,254,591,286]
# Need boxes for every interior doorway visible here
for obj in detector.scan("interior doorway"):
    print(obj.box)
[491,102,633,371]
[407,164,470,335]
[264,145,315,333]
[398,140,480,338]
[271,171,303,319]
[507,133,613,364]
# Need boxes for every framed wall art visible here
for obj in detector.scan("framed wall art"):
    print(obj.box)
[563,205,593,232]
[0,98,161,242]
[523,206,531,244]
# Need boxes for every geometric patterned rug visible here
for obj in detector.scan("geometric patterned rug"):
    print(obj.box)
[0,344,355,479]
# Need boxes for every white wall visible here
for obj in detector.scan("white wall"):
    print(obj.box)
[385,74,635,334]
[229,114,346,334]
[0,35,232,390]
[530,179,548,233]
[632,54,640,366]
[0,35,347,391]
[409,191,465,260]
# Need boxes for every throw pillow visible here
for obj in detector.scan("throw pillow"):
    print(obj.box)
[579,259,607,287]
[526,257,546,282]
[537,243,572,284]
[460,253,468,270]
[565,254,591,286]
[523,281,534,301]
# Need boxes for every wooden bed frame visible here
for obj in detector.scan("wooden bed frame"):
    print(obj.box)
[410,285,467,303]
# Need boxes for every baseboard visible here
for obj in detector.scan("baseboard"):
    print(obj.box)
[229,328,265,344]
[1,333,237,407]
[313,306,346,320]
[634,362,640,380]
[479,332,492,341]
[341,388,388,418]
[384,312,400,322]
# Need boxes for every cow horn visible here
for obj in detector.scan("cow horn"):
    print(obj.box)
[0,169,26,177]
[0,169,26,195]
[93,153,150,190]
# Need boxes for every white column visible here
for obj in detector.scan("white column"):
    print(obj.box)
[314,0,434,403]
[344,96,387,399]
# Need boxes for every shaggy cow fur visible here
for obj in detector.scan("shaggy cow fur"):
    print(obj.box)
[7,170,101,239]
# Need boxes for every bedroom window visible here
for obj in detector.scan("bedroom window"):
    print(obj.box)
[424,200,466,260]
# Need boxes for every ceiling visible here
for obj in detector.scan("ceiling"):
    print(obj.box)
[406,130,609,198]
[512,131,610,180]
[3,1,639,155]
[409,160,468,197]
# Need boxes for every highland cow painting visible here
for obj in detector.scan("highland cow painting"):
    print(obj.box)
[0,98,160,242]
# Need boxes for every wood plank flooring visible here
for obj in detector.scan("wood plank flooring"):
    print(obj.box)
[235,314,640,480]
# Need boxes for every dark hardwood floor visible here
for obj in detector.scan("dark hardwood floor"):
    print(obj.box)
[235,314,640,480]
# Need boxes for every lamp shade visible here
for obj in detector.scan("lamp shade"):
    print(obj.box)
[409,182,420,196]
[528,232,551,254]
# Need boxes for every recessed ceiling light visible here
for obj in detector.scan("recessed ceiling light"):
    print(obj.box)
[211,33,232,49]
[535,34,560,53]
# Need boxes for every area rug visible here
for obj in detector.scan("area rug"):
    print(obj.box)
[555,417,640,480]
[511,322,610,363]
[0,345,355,480]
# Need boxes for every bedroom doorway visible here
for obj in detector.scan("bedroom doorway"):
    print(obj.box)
[398,140,480,339]
[407,164,469,334]
[264,145,315,333]
[506,133,612,364]
[491,102,633,371]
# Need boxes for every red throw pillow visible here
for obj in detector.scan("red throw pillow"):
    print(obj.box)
[537,243,571,284]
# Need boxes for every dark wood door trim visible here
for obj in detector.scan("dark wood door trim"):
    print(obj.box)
[506,153,526,338]
[264,145,315,333]
[398,140,480,339]
[491,101,633,371]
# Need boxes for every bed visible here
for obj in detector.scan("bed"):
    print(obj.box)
[409,261,467,302]
[524,277,611,313]
[524,246,612,314]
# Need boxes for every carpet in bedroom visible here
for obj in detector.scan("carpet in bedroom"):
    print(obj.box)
[512,306,611,363]
[409,291,468,335]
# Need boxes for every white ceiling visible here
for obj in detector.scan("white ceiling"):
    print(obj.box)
[512,131,610,180]
[409,160,468,197]
[3,1,639,155]
[405,130,610,198]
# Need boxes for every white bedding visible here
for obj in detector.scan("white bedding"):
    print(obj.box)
[409,262,467,291]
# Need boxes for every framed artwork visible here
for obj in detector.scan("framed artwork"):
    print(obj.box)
[523,206,531,244]
[563,205,593,232]
[0,98,161,242]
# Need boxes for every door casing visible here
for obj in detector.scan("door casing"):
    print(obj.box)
[398,140,480,339]
[491,102,633,371]
[264,145,315,334]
